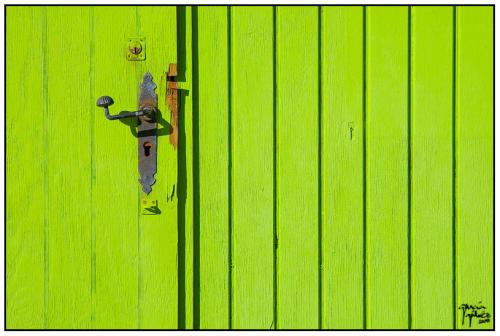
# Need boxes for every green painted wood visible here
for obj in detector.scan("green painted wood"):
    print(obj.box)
[321,6,365,329]
[6,5,495,330]
[136,6,178,329]
[6,6,46,329]
[456,6,493,330]
[93,7,139,328]
[411,6,454,329]
[196,6,230,329]
[230,6,275,329]
[276,6,319,329]
[365,6,409,329]
[46,7,92,328]
[177,5,195,329]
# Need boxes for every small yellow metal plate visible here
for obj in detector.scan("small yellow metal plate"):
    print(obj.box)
[127,37,145,61]
[141,199,160,215]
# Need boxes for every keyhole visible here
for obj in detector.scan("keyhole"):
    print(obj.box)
[143,142,152,157]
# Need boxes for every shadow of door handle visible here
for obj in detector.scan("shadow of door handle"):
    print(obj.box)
[96,96,155,120]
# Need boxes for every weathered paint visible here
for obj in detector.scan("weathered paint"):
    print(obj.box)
[6,5,493,330]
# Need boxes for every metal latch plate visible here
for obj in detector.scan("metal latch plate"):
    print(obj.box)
[138,72,158,194]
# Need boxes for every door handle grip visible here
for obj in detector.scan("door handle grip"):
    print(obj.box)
[96,96,155,120]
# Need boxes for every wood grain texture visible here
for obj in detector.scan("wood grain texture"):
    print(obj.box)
[6,6,46,329]
[456,6,493,330]
[46,7,92,328]
[93,6,139,328]
[276,6,319,329]
[411,6,454,329]
[196,6,230,329]
[321,6,365,329]
[6,5,494,330]
[230,6,275,329]
[365,6,409,329]
[136,6,178,329]
[177,5,194,329]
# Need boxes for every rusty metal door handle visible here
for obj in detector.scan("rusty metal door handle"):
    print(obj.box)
[96,96,156,120]
[95,72,159,194]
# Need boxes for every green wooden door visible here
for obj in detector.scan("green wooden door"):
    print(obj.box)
[6,5,493,330]
[7,6,179,329]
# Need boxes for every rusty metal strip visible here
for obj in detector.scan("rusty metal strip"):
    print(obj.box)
[166,63,179,150]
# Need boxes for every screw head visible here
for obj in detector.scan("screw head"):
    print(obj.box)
[128,40,143,55]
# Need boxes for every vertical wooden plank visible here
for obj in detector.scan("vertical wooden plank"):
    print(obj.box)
[45,7,92,328]
[456,6,493,330]
[93,6,139,328]
[6,6,46,329]
[411,6,454,329]
[177,5,194,329]
[196,6,230,329]
[136,6,178,329]
[321,6,364,329]
[276,6,319,329]
[231,6,275,329]
[365,6,409,329]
